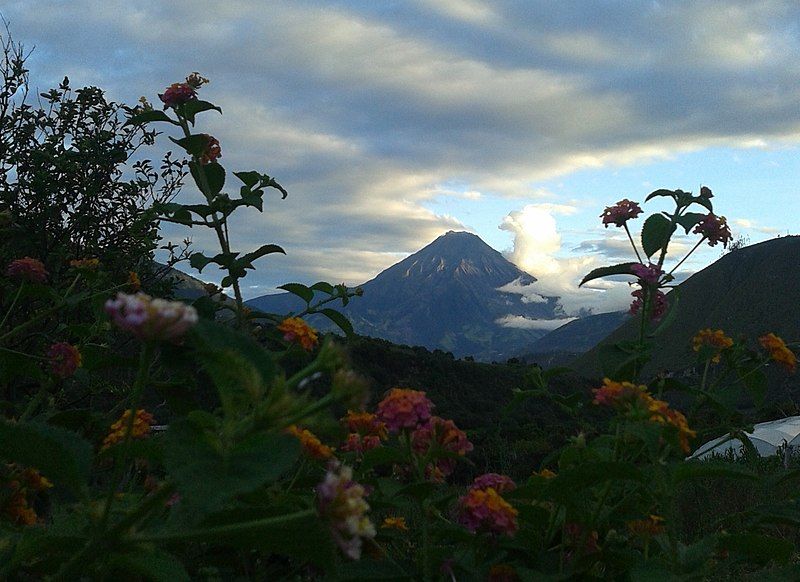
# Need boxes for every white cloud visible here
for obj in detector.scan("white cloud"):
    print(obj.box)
[495,315,578,331]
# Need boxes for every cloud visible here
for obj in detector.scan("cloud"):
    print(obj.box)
[495,315,578,331]
[499,205,634,315]
[4,0,800,298]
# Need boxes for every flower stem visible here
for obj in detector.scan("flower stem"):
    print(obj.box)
[668,237,705,277]
[0,283,24,330]
[624,223,643,263]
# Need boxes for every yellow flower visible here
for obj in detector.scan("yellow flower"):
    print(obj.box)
[759,333,797,373]
[286,425,334,460]
[692,328,733,364]
[102,409,154,450]
[277,317,319,351]
[532,468,557,479]
[381,516,408,531]
[69,258,100,271]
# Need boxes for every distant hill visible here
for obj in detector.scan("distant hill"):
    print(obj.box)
[248,231,575,360]
[521,311,631,366]
[573,236,800,400]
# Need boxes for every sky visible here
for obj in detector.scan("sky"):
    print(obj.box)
[4,1,800,321]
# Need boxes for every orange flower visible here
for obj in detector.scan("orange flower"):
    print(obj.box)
[6,257,48,283]
[277,317,319,351]
[199,134,222,165]
[532,468,557,479]
[646,397,696,454]
[381,516,408,531]
[47,342,82,378]
[2,467,52,526]
[286,425,334,460]
[127,271,141,292]
[692,329,733,364]
[592,378,647,407]
[340,410,388,453]
[69,258,100,271]
[628,514,666,538]
[102,409,155,450]
[457,487,518,536]
[759,333,797,373]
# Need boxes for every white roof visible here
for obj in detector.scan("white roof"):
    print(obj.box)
[691,415,800,460]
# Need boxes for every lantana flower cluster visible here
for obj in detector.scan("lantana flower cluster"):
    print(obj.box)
[286,425,335,460]
[759,333,797,373]
[694,213,732,247]
[105,292,198,342]
[317,462,376,559]
[102,409,155,450]
[277,317,319,351]
[340,410,388,453]
[456,473,519,536]
[47,342,82,379]
[2,466,53,526]
[6,257,48,284]
[376,388,434,433]
[593,378,696,453]
[411,416,474,481]
[692,328,734,364]
[600,199,643,228]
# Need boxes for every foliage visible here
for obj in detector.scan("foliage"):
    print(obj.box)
[1,39,799,579]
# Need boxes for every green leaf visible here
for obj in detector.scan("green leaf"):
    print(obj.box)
[545,462,644,500]
[672,461,759,484]
[240,244,286,268]
[311,281,335,295]
[177,99,222,125]
[674,212,706,234]
[164,420,299,518]
[278,283,314,304]
[718,533,793,564]
[169,134,208,157]
[578,262,637,287]
[234,171,260,188]
[189,161,225,196]
[124,110,179,127]
[0,349,45,382]
[737,364,767,407]
[335,559,412,580]
[106,548,190,581]
[641,214,675,258]
[359,446,410,472]
[320,308,354,337]
[189,252,213,272]
[0,420,92,498]
[645,188,677,202]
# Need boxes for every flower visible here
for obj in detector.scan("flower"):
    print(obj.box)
[340,410,388,453]
[2,467,53,526]
[692,328,733,364]
[376,388,433,433]
[47,342,82,378]
[600,199,643,228]
[317,462,376,559]
[185,72,209,89]
[286,425,335,460]
[159,82,196,108]
[381,516,408,531]
[199,134,222,165]
[127,271,141,292]
[457,487,518,536]
[759,333,797,373]
[69,258,100,271]
[411,416,473,481]
[630,262,663,285]
[6,257,48,283]
[693,213,732,247]
[105,292,198,342]
[629,288,667,321]
[277,317,319,351]
[532,468,557,479]
[628,514,666,538]
[593,379,696,453]
[102,409,155,450]
[470,473,516,494]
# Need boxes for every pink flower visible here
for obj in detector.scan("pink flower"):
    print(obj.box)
[411,416,473,481]
[47,343,82,378]
[630,262,663,285]
[470,473,516,494]
[629,289,667,321]
[317,463,376,559]
[457,487,518,536]
[600,199,643,228]
[6,257,48,284]
[159,82,196,108]
[376,388,433,433]
[105,292,198,342]
[693,213,732,247]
